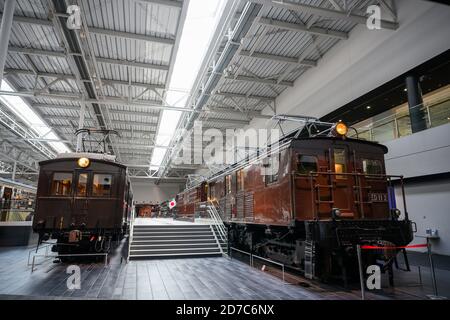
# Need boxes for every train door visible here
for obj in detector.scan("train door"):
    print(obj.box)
[331,146,357,218]
[295,149,331,219]
[72,170,90,226]
[356,153,389,219]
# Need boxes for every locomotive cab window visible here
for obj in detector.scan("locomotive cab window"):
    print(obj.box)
[92,174,112,197]
[297,155,318,174]
[362,159,383,176]
[264,154,279,185]
[76,173,88,196]
[334,149,347,179]
[50,172,72,196]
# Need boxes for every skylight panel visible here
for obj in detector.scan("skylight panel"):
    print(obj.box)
[150,0,228,170]
[0,81,71,154]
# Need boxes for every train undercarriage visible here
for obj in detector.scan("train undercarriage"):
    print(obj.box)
[37,228,124,262]
[227,219,414,285]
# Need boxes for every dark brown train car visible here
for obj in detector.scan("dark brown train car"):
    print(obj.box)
[209,137,394,224]
[33,153,133,255]
[178,134,414,282]
[175,181,207,216]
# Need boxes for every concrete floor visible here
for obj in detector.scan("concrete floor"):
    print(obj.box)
[0,239,448,300]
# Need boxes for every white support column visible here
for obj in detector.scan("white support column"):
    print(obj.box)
[0,0,16,86]
[76,101,86,152]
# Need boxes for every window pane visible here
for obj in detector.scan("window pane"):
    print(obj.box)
[265,154,279,185]
[429,99,450,128]
[225,175,232,194]
[236,170,244,192]
[362,159,383,176]
[334,149,347,179]
[92,174,112,197]
[372,121,395,143]
[51,173,72,196]
[76,173,88,196]
[297,155,318,174]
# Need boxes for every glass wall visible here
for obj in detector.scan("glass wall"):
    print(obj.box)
[351,85,450,143]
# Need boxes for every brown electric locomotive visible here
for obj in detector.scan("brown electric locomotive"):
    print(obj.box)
[33,152,133,257]
[174,120,414,283]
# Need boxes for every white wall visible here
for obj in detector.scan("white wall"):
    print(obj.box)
[384,123,450,178]
[131,181,183,203]
[384,124,450,255]
[394,178,450,256]
[250,0,450,129]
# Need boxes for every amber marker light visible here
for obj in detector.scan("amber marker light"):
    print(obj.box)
[332,122,348,136]
[77,157,90,168]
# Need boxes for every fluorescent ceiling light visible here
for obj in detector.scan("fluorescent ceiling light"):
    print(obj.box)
[0,81,71,154]
[150,0,227,170]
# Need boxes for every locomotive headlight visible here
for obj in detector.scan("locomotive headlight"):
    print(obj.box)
[333,122,348,136]
[77,157,90,168]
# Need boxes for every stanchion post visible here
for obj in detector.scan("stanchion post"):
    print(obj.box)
[357,245,365,300]
[427,238,438,296]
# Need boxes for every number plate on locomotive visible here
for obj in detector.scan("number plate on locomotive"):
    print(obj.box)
[368,193,388,202]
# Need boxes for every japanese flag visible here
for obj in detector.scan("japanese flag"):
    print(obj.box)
[169,199,176,209]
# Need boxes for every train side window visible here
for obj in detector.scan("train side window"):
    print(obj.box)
[334,148,347,179]
[297,155,318,174]
[92,174,112,197]
[76,173,88,196]
[225,175,232,194]
[264,154,279,185]
[236,169,244,192]
[362,159,383,176]
[51,172,72,196]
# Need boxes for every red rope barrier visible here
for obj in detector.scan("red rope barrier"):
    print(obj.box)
[360,243,427,250]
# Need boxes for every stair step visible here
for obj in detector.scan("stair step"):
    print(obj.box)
[131,239,217,244]
[133,234,214,240]
[131,243,218,250]
[130,248,221,255]
[133,227,211,231]
[133,231,212,235]
[134,224,209,229]
[129,252,222,259]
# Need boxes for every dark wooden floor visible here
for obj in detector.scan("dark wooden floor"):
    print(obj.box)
[0,240,440,300]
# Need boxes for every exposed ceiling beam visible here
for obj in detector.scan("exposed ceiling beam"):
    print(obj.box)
[8,46,66,58]
[4,14,53,27]
[198,117,250,126]
[213,91,275,101]
[89,27,175,45]
[36,104,159,118]
[239,50,317,67]
[250,0,398,30]
[0,90,190,112]
[8,47,170,72]
[114,143,171,150]
[95,57,170,71]
[5,68,166,90]
[258,17,348,39]
[224,75,294,87]
[134,0,183,9]
[44,115,158,126]
[4,14,176,44]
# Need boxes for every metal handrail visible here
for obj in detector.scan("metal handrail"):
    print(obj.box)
[206,199,228,245]
[127,208,135,263]
[230,247,286,284]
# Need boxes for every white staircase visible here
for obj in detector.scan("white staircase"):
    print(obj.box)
[128,224,222,259]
